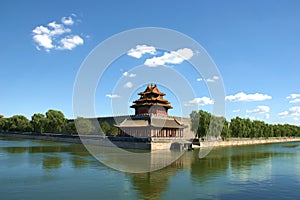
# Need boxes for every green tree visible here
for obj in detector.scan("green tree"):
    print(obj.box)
[221,120,231,139]
[65,121,77,134]
[7,115,33,132]
[209,115,225,138]
[45,109,66,133]
[100,121,111,135]
[74,118,95,134]
[0,118,9,132]
[31,113,47,133]
[108,125,118,136]
[198,110,211,138]
[190,110,200,134]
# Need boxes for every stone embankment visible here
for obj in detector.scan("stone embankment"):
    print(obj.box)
[200,137,300,148]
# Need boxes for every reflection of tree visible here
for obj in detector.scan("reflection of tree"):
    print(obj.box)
[6,146,27,153]
[43,156,62,169]
[128,159,184,200]
[190,149,229,184]
[230,150,276,172]
[71,156,89,168]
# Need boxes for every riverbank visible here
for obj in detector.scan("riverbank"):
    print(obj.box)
[0,132,82,144]
[1,132,300,149]
[199,137,300,148]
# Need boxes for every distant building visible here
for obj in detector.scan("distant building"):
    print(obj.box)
[115,84,185,138]
[0,114,3,118]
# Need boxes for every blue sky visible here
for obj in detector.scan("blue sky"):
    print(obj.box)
[1,0,300,125]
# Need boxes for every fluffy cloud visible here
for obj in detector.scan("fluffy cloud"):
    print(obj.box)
[32,15,84,51]
[124,82,133,88]
[61,16,74,25]
[232,109,240,113]
[278,111,289,117]
[246,106,270,120]
[246,105,270,114]
[127,45,156,58]
[206,76,220,83]
[144,48,193,67]
[288,107,300,117]
[123,72,136,78]
[33,34,53,49]
[59,35,84,50]
[106,94,120,98]
[196,76,220,83]
[226,92,272,102]
[287,94,300,103]
[278,106,300,117]
[185,97,214,106]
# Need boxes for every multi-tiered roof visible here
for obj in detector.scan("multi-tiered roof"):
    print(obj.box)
[131,84,173,115]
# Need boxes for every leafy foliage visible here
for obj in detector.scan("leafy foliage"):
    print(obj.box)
[190,110,300,139]
[31,113,47,133]
[75,118,95,134]
[45,110,66,133]
[101,121,118,136]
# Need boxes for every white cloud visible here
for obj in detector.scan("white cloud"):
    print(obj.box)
[287,94,300,103]
[246,106,270,114]
[278,111,289,117]
[32,15,84,51]
[290,99,300,103]
[196,76,220,83]
[32,25,50,35]
[226,92,272,102]
[58,35,84,50]
[278,106,300,117]
[48,21,71,36]
[246,106,270,120]
[106,94,120,98]
[185,97,214,106]
[33,34,53,49]
[290,106,300,116]
[293,117,299,121]
[127,45,156,58]
[206,75,220,83]
[287,94,300,99]
[232,109,240,113]
[124,82,133,88]
[144,48,193,67]
[61,16,74,25]
[123,72,136,78]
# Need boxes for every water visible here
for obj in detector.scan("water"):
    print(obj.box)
[1,137,300,200]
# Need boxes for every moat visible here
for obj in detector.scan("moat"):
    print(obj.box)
[1,137,300,200]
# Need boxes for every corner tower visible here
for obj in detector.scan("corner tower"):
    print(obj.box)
[130,84,173,116]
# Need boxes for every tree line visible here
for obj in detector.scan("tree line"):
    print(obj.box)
[0,109,117,136]
[1,109,299,138]
[190,110,300,139]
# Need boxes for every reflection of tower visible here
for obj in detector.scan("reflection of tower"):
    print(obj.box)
[131,83,173,116]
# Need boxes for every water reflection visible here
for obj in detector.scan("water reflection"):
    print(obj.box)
[128,158,185,200]
[71,156,89,168]
[1,137,300,200]
[43,156,63,169]
[1,142,93,170]
[190,149,229,184]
